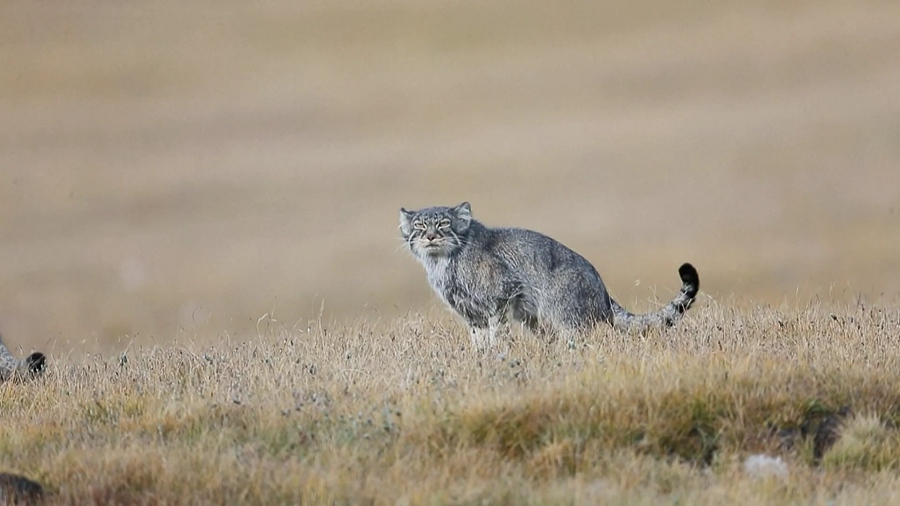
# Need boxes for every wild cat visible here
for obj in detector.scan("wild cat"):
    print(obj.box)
[0,332,46,383]
[399,202,699,349]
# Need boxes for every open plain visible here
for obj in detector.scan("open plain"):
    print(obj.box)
[1,0,900,503]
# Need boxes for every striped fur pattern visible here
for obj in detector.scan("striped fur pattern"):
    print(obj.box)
[400,202,699,349]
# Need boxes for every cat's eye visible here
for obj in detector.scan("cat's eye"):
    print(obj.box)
[438,219,451,229]
[413,221,427,231]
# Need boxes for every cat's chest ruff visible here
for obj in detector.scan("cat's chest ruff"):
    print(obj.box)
[422,255,476,314]
[422,256,452,292]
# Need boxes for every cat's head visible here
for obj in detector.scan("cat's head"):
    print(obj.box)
[399,202,472,258]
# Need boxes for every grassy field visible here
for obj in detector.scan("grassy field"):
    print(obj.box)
[3,302,900,504]
[2,0,900,503]
[1,0,899,352]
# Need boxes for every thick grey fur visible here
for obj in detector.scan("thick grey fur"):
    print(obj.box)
[0,331,46,383]
[399,202,700,349]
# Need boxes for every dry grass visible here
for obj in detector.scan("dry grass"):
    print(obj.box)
[2,0,900,351]
[2,1,899,501]
[3,301,900,504]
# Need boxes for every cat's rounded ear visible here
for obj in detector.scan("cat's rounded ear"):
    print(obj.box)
[452,202,472,232]
[399,208,415,236]
[453,202,471,218]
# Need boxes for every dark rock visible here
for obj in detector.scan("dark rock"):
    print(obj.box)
[813,406,852,463]
[0,473,44,504]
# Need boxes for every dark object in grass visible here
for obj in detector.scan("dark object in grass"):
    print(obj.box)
[0,472,45,504]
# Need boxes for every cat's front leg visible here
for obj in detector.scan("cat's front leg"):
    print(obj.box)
[486,314,502,348]
[467,314,503,355]
[469,326,486,351]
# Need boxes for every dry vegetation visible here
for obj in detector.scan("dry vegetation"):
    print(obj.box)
[3,301,900,504]
[2,0,900,351]
[2,1,900,503]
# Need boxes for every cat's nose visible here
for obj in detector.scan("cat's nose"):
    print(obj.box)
[425,232,437,241]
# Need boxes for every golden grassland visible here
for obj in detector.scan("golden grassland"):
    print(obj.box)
[3,300,900,504]
[2,0,900,352]
[2,1,900,501]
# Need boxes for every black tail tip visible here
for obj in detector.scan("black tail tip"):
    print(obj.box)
[678,263,700,296]
[25,352,46,375]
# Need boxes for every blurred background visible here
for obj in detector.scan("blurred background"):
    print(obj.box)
[1,0,898,353]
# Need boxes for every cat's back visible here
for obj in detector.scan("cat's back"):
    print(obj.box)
[482,225,593,272]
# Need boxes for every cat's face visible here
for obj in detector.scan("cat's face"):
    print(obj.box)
[399,202,472,258]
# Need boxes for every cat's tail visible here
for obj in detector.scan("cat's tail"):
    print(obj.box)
[0,331,46,382]
[610,263,700,331]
